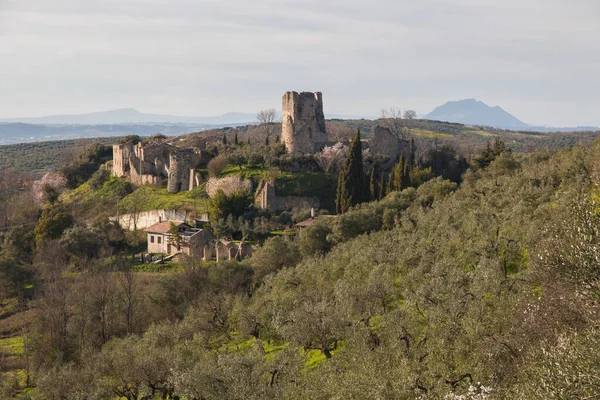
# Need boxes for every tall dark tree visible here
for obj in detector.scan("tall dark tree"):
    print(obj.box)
[222,135,227,146]
[378,172,386,200]
[389,154,410,192]
[336,130,365,214]
[409,137,416,168]
[234,133,239,145]
[472,138,506,170]
[369,168,377,201]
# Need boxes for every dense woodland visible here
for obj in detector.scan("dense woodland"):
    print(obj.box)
[0,120,600,398]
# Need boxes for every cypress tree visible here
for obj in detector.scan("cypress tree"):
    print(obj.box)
[403,154,411,188]
[222,135,227,145]
[387,166,395,193]
[369,167,377,201]
[234,133,239,145]
[336,129,365,214]
[265,135,270,146]
[378,172,386,200]
[409,137,415,167]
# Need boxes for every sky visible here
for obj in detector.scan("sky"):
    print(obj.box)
[0,0,599,126]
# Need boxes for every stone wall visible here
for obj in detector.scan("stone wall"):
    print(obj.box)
[111,209,208,231]
[112,140,203,193]
[369,126,410,166]
[112,144,132,177]
[282,91,328,154]
[255,181,319,212]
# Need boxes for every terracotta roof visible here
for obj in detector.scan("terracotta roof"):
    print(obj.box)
[294,215,336,228]
[144,221,189,233]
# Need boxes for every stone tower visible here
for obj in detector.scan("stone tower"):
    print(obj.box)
[281,91,328,154]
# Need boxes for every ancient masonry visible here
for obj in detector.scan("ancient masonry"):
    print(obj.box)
[369,126,409,167]
[112,141,205,193]
[282,91,328,154]
[280,90,407,163]
[255,181,320,212]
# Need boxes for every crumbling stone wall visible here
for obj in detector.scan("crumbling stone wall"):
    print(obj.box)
[112,144,133,177]
[112,141,203,193]
[168,150,192,193]
[369,126,409,166]
[282,91,328,154]
[255,181,320,212]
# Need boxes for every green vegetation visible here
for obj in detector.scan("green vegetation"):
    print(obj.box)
[0,137,120,177]
[119,185,209,214]
[4,124,600,398]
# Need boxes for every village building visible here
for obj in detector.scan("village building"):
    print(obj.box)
[294,211,336,232]
[144,220,212,257]
[145,220,253,261]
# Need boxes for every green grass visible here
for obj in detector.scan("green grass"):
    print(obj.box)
[119,185,209,213]
[0,336,24,358]
[276,172,331,198]
[412,129,454,138]
[270,230,297,237]
[220,165,270,182]
[219,164,334,203]
[464,129,495,137]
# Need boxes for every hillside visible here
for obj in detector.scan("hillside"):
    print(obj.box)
[2,134,600,397]
[426,99,529,129]
[3,119,600,178]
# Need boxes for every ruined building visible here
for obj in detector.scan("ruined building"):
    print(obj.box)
[112,141,205,193]
[255,180,320,212]
[282,91,328,154]
[280,91,407,165]
[369,126,410,166]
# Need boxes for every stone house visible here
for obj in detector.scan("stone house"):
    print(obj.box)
[294,214,336,232]
[145,220,212,257]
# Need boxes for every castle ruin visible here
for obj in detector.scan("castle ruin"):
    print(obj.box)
[112,141,205,193]
[281,90,407,165]
[282,91,328,154]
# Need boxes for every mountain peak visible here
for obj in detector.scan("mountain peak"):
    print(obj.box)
[425,99,529,129]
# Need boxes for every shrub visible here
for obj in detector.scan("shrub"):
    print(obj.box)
[207,156,229,177]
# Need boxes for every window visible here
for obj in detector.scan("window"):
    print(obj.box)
[158,236,161,244]
[150,236,154,243]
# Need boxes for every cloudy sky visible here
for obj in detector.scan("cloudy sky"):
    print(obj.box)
[0,0,598,126]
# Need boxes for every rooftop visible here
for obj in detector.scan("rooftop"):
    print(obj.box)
[294,215,336,228]
[144,220,189,234]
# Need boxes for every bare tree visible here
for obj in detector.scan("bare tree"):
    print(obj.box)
[403,110,417,120]
[380,106,408,140]
[116,266,137,334]
[257,108,278,143]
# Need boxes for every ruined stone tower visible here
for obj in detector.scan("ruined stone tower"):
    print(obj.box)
[281,91,328,154]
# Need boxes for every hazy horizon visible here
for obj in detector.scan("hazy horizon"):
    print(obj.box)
[1,0,598,126]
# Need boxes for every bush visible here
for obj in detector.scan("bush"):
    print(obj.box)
[88,169,111,191]
[207,156,229,177]
[250,237,300,281]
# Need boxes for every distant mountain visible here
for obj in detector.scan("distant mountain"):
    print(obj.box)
[0,108,258,125]
[426,99,529,130]
[0,108,377,126]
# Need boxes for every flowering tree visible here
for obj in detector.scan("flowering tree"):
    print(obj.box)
[315,142,348,175]
[33,171,67,204]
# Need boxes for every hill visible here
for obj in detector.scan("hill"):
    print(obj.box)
[0,108,258,125]
[426,99,530,129]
